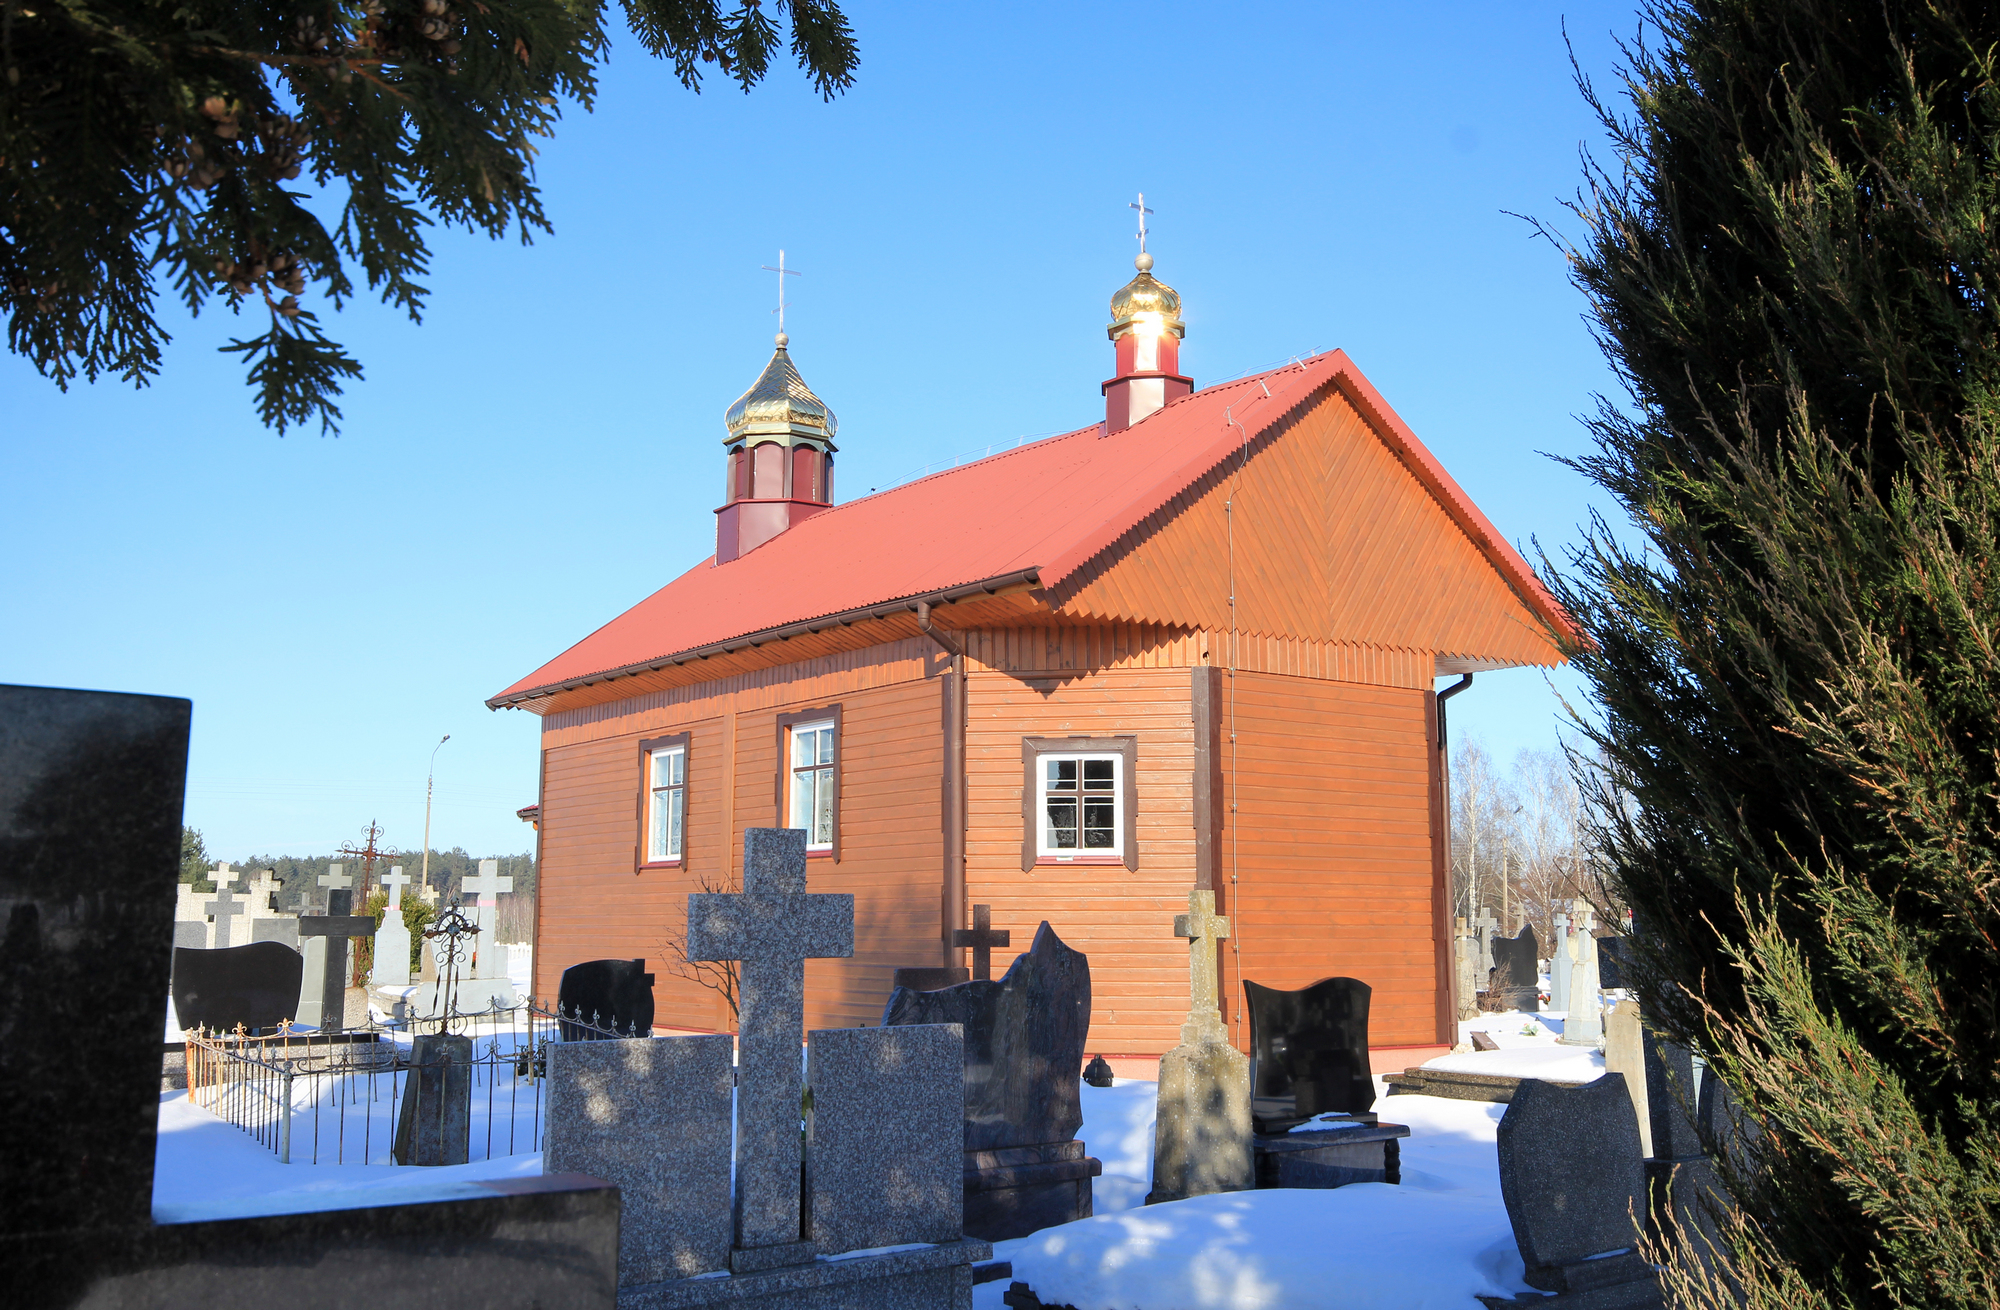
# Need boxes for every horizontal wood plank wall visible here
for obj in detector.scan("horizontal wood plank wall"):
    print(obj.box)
[534,637,945,1032]
[964,625,1431,691]
[1219,670,1440,1048]
[963,666,1196,1055]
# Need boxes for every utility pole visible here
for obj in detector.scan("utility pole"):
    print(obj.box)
[422,735,450,901]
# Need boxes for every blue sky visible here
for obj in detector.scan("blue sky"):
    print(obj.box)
[2,1,1640,861]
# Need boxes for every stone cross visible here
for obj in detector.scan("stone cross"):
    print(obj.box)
[298,864,373,1031]
[245,867,283,915]
[952,903,1011,982]
[1552,911,1573,1016]
[1559,900,1603,1048]
[464,858,513,980]
[318,863,353,913]
[374,865,414,987]
[687,828,854,1271]
[1174,888,1230,1044]
[202,864,245,949]
[381,864,410,909]
[1475,910,1500,974]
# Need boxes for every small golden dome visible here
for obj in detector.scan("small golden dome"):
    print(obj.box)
[1108,261,1185,342]
[723,338,838,448]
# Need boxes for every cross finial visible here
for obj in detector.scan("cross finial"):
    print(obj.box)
[760,249,803,342]
[1130,193,1154,256]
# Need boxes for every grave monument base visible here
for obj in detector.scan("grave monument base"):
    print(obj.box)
[617,1238,992,1310]
[963,1140,1102,1241]
[1251,1120,1409,1189]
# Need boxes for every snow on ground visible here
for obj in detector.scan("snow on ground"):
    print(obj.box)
[1079,1079,1160,1214]
[984,1091,1531,1310]
[1433,1008,1606,1082]
[154,1091,542,1223]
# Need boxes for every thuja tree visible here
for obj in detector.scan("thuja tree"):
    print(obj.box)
[1,0,856,433]
[1548,2,2000,1304]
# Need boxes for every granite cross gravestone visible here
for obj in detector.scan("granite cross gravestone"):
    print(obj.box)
[1482,1075,1663,1309]
[952,903,1011,983]
[1559,902,1603,1047]
[1243,976,1374,1132]
[296,866,376,1033]
[0,684,619,1307]
[464,859,512,981]
[557,958,656,1038]
[1551,911,1572,1015]
[1489,923,1540,1012]
[171,941,304,1034]
[882,921,1101,1240]
[1475,910,1500,975]
[685,827,854,1273]
[372,865,412,987]
[1455,916,1481,1020]
[544,1032,736,1284]
[202,864,245,950]
[1148,888,1253,1204]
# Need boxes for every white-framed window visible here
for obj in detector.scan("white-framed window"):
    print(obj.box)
[789,719,836,850]
[1038,753,1122,858]
[643,738,686,864]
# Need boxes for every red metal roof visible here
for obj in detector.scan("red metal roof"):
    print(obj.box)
[490,351,1568,708]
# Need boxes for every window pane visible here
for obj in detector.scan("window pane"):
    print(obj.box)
[1047,758,1077,790]
[669,789,685,858]
[668,750,685,786]
[1083,796,1116,847]
[791,770,812,835]
[651,750,671,788]
[1083,758,1115,790]
[813,768,834,845]
[649,788,671,861]
[815,727,835,766]
[1045,796,1078,849]
[793,729,815,769]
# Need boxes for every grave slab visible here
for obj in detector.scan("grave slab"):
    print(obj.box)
[804,1023,964,1256]
[546,1034,735,1284]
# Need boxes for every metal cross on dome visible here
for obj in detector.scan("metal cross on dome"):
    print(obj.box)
[760,250,803,335]
[1130,193,1154,255]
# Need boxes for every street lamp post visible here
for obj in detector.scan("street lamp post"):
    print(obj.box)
[421,735,450,899]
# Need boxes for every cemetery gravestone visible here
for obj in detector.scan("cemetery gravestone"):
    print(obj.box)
[465,858,512,981]
[1601,999,1652,1157]
[1490,924,1540,1012]
[0,684,618,1307]
[1148,888,1253,1204]
[1552,912,1572,1014]
[1598,935,1631,991]
[173,921,208,951]
[1483,1074,1663,1309]
[953,903,1011,982]
[1455,917,1481,1021]
[1243,976,1374,1132]
[296,864,373,1030]
[804,1024,965,1255]
[557,958,656,1038]
[202,864,245,949]
[249,917,299,949]
[686,827,854,1272]
[545,1033,736,1284]
[882,921,1101,1240]
[171,941,305,1034]
[393,1033,473,1166]
[1475,910,1500,975]
[1559,902,1603,1047]
[372,865,412,987]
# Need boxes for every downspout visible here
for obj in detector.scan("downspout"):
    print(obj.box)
[1435,673,1472,1034]
[916,602,967,972]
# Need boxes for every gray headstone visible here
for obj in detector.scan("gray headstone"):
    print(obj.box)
[881,920,1090,1151]
[1552,912,1572,1011]
[249,917,299,949]
[545,1034,734,1284]
[172,921,207,951]
[686,828,853,1270]
[1490,924,1540,1012]
[393,1033,472,1166]
[1497,1075,1650,1295]
[804,1024,963,1256]
[1601,999,1652,1157]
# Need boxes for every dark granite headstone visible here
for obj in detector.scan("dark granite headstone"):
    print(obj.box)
[1489,924,1540,1012]
[1488,1075,1661,1308]
[170,941,304,1035]
[891,966,969,993]
[1243,976,1374,1131]
[0,685,617,1307]
[1644,1033,1702,1161]
[556,957,655,1038]
[393,1032,474,1166]
[1597,935,1631,991]
[882,921,1101,1240]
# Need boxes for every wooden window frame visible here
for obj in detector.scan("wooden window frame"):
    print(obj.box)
[776,705,842,861]
[1022,735,1138,872]
[636,732,690,871]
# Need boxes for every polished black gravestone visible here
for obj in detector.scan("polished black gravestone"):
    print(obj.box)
[1243,976,1375,1132]
[1489,924,1541,1012]
[882,921,1102,1241]
[394,1033,473,1165]
[556,957,656,1038]
[1480,1075,1663,1309]
[0,684,618,1308]
[170,941,304,1035]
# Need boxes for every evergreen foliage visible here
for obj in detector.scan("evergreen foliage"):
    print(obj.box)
[1,0,857,432]
[178,824,213,891]
[1548,2,2000,1304]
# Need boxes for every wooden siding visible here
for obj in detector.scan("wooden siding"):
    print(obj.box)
[1048,387,1560,671]
[1216,670,1445,1049]
[962,666,1198,1056]
[962,624,1432,690]
[533,638,946,1031]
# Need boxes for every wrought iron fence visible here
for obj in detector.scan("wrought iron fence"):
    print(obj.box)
[184,999,643,1165]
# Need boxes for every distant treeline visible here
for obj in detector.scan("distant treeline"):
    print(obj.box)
[180,827,536,940]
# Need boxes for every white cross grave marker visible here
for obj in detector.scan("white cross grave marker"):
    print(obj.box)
[203,863,245,948]
[381,864,411,909]
[463,859,512,980]
[373,865,414,987]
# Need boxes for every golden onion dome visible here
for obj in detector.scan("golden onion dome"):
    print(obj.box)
[723,333,839,448]
[1107,253,1185,341]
